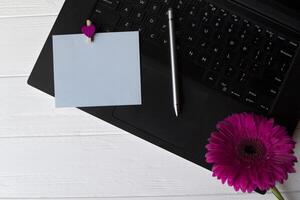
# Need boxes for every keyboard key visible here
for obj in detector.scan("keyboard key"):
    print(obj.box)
[145,15,158,27]
[211,60,222,71]
[198,39,209,50]
[227,38,237,49]
[278,48,294,60]
[200,11,212,23]
[94,7,120,26]
[204,72,218,86]
[187,20,199,31]
[184,34,197,45]
[242,19,251,29]
[98,0,120,10]
[132,9,145,21]
[264,38,275,52]
[136,0,148,8]
[211,16,223,29]
[237,58,248,70]
[157,19,168,32]
[254,25,263,34]
[240,45,250,55]
[247,90,258,98]
[226,22,236,34]
[276,51,293,73]
[197,54,210,66]
[264,55,275,69]
[263,70,284,88]
[213,31,224,42]
[284,41,298,55]
[259,104,270,112]
[245,91,258,106]
[274,76,283,85]
[266,30,275,39]
[252,35,262,45]
[186,3,201,17]
[249,63,261,74]
[117,19,133,31]
[231,14,240,23]
[239,26,251,41]
[162,0,172,6]
[258,96,273,112]
[244,97,256,105]
[230,87,243,99]
[208,3,218,13]
[200,26,212,38]
[144,31,160,43]
[174,0,185,12]
[224,66,235,77]
[277,60,290,74]
[210,45,222,56]
[217,79,229,93]
[118,4,132,16]
[237,72,248,85]
[252,50,263,62]
[224,51,236,63]
[220,9,229,18]
[175,15,186,29]
[268,88,279,97]
[184,47,197,59]
[160,33,169,46]
[279,50,293,59]
[148,1,161,14]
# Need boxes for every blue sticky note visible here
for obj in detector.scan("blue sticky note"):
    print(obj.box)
[52,32,141,108]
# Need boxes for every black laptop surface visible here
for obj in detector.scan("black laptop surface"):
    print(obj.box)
[28,0,300,170]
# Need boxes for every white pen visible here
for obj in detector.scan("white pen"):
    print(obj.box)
[168,8,180,117]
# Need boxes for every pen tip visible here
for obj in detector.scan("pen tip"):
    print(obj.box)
[175,106,179,117]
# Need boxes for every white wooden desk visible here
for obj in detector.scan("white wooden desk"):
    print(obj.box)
[0,1,299,199]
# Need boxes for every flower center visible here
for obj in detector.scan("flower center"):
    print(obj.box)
[237,138,266,162]
[244,145,257,155]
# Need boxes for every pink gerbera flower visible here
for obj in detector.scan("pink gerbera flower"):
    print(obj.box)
[205,113,297,193]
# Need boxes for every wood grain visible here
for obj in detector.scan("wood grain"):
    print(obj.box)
[1,193,300,200]
[0,134,232,198]
[0,0,63,17]
[0,134,299,199]
[0,16,58,76]
[0,134,298,199]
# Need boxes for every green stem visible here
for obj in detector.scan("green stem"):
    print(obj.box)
[271,186,285,200]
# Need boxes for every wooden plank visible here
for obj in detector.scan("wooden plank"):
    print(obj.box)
[0,134,299,198]
[0,77,120,137]
[0,16,58,76]
[284,128,300,194]
[0,192,300,200]
[0,0,64,17]
[0,192,297,200]
[0,134,251,198]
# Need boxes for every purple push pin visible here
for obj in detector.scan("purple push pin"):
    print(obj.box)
[81,19,96,43]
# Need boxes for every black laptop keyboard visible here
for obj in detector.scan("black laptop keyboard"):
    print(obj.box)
[90,0,299,113]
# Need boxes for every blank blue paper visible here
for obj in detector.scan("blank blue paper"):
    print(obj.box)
[52,32,141,108]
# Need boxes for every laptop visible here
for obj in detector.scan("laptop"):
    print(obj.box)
[28,0,300,172]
